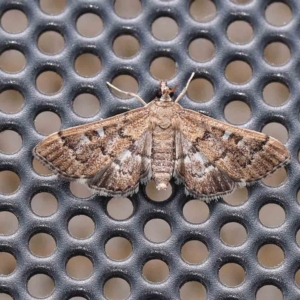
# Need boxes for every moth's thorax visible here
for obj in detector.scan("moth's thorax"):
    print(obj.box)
[149,101,179,129]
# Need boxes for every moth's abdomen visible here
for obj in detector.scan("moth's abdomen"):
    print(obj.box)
[151,127,175,190]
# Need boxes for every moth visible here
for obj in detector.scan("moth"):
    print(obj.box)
[33,73,290,200]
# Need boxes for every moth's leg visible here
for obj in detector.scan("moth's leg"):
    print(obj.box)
[106,82,147,106]
[175,72,195,103]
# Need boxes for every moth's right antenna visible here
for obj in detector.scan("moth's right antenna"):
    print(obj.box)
[106,82,147,106]
[175,72,195,103]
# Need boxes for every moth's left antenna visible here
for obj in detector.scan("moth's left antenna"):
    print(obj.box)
[175,72,195,103]
[106,81,147,106]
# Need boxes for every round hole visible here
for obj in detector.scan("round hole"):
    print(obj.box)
[0,211,18,235]
[261,122,288,144]
[297,229,300,247]
[36,71,63,95]
[187,78,214,102]
[113,35,140,58]
[264,42,290,66]
[256,285,283,300]
[107,197,134,220]
[38,31,65,55]
[32,158,53,176]
[34,111,61,135]
[40,0,66,15]
[110,75,138,99]
[219,263,245,287]
[265,2,292,27]
[231,0,252,3]
[1,10,28,33]
[29,233,56,257]
[105,237,132,260]
[0,89,24,114]
[0,50,26,73]
[224,101,251,124]
[144,218,171,243]
[259,203,285,227]
[66,256,93,280]
[114,0,142,19]
[263,82,289,106]
[69,297,87,300]
[150,57,177,80]
[227,21,253,44]
[75,53,102,77]
[76,13,103,37]
[181,240,208,264]
[262,168,287,187]
[152,17,178,41]
[294,189,300,204]
[27,274,55,298]
[68,215,95,239]
[0,294,13,300]
[0,252,17,275]
[73,93,100,117]
[188,38,215,62]
[225,60,252,84]
[142,259,169,283]
[220,222,247,246]
[180,281,206,300]
[190,0,217,22]
[257,244,284,268]
[295,269,300,287]
[223,187,248,206]
[183,200,210,224]
[145,180,172,202]
[69,182,93,198]
[104,277,131,300]
[0,130,22,154]
[0,171,20,194]
[31,192,58,217]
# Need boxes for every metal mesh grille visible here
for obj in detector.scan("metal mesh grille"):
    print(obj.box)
[0,0,299,299]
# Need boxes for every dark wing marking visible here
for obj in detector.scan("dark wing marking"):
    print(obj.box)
[174,131,235,200]
[33,107,151,182]
[178,108,290,186]
[87,131,152,197]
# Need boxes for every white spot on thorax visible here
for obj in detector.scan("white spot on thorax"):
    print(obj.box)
[205,165,214,173]
[79,134,90,144]
[77,178,88,184]
[112,162,120,170]
[222,130,232,141]
[119,150,131,161]
[184,156,191,164]
[194,151,206,165]
[96,128,105,137]
[237,139,245,147]
[238,179,246,187]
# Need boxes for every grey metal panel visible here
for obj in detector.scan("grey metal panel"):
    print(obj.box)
[0,0,299,299]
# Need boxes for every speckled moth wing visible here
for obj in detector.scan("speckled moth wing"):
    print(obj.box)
[87,131,152,197]
[33,106,152,190]
[174,131,235,200]
[177,108,290,188]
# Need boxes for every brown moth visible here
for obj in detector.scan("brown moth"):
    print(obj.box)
[33,73,290,201]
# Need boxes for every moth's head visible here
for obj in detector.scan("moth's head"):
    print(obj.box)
[156,81,178,101]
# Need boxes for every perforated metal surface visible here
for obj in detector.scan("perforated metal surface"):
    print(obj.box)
[0,0,299,299]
